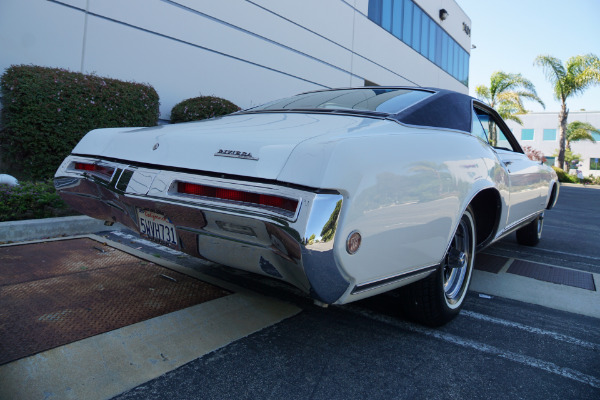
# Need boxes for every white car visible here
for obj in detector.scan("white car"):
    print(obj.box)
[54,87,559,326]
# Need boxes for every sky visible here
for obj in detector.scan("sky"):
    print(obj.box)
[457,0,600,113]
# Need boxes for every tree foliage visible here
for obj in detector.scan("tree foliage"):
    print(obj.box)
[475,71,544,146]
[475,71,545,124]
[565,121,598,150]
[534,54,600,168]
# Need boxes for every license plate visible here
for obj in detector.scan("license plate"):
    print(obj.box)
[137,210,178,246]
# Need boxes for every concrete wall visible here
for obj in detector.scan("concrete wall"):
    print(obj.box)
[0,0,470,121]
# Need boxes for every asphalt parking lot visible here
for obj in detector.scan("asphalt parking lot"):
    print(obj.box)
[0,185,599,399]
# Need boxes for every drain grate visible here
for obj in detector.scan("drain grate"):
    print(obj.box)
[507,260,596,291]
[474,253,508,274]
[0,238,230,365]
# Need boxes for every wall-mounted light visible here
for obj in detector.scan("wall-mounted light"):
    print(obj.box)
[439,9,449,21]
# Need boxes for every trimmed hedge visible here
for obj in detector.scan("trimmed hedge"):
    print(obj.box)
[0,180,76,222]
[0,65,160,180]
[170,96,240,123]
[552,166,578,183]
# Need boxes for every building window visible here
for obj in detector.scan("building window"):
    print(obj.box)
[591,157,600,170]
[521,129,534,140]
[543,129,557,141]
[544,156,555,167]
[367,0,469,86]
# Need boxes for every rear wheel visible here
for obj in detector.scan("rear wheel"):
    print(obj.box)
[399,206,476,327]
[516,213,543,246]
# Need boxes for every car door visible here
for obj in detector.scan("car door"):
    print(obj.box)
[473,106,541,228]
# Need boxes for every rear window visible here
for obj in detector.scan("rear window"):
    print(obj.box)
[249,88,433,115]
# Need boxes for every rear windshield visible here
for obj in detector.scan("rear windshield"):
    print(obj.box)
[248,88,433,115]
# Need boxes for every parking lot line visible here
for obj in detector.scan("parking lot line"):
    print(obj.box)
[347,305,600,390]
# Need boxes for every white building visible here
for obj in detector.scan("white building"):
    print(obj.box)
[505,111,600,177]
[0,0,471,120]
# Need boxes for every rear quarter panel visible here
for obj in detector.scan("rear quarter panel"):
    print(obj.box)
[279,121,506,287]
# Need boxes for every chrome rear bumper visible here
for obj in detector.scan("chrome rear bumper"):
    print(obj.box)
[55,155,350,304]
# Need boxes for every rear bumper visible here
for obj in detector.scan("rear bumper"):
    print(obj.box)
[54,155,350,304]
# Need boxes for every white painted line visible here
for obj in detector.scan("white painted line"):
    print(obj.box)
[347,306,600,389]
[498,257,513,274]
[461,310,600,350]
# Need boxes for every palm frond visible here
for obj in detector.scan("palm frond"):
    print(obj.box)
[475,85,492,105]
[566,121,599,143]
[534,55,567,101]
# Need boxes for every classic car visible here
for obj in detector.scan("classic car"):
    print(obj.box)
[54,87,559,326]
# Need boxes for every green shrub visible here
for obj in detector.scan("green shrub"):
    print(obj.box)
[170,96,240,123]
[0,180,76,222]
[0,65,160,180]
[586,175,600,185]
[552,166,579,183]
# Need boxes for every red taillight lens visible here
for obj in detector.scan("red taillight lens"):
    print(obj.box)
[74,162,115,178]
[177,182,298,213]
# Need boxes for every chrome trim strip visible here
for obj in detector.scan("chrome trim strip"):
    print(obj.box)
[496,211,543,240]
[351,264,438,295]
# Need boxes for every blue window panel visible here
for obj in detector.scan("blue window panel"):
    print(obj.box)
[382,0,393,31]
[368,0,382,24]
[458,48,463,82]
[435,25,443,66]
[441,32,449,72]
[402,0,413,45]
[521,129,534,140]
[592,132,600,141]
[463,51,470,85]
[412,5,422,52]
[420,11,429,59]
[448,40,455,77]
[543,129,557,141]
[391,0,404,39]
[428,20,436,62]
[454,43,460,79]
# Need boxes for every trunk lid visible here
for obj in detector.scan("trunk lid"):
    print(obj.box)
[72,113,375,180]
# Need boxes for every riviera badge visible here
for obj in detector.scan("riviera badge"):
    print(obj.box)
[214,149,259,161]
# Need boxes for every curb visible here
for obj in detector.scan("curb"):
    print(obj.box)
[0,216,118,242]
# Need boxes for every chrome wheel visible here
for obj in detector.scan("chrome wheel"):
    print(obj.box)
[443,211,475,309]
[398,206,477,326]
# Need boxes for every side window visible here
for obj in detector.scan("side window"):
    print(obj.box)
[473,107,518,152]
[471,109,488,142]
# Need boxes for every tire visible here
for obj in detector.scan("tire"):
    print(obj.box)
[516,213,543,246]
[399,206,476,327]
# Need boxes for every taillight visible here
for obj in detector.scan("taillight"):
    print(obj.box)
[74,162,115,179]
[177,182,298,213]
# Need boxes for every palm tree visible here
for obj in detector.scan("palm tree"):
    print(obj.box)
[475,71,545,145]
[565,121,598,151]
[534,54,600,169]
